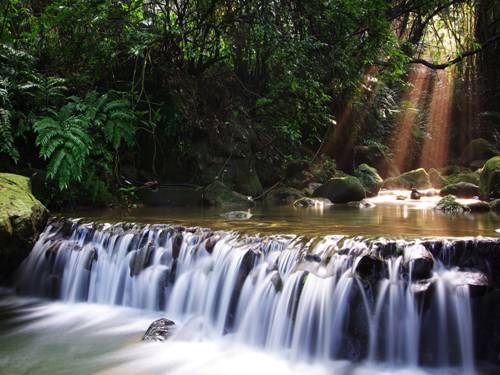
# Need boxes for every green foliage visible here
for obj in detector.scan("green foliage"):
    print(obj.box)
[34,91,136,194]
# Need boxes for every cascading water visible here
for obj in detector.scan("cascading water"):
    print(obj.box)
[15,219,492,374]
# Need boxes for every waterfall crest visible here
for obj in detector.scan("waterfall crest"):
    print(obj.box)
[17,219,495,373]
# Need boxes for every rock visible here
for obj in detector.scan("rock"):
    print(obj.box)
[490,199,500,212]
[304,254,322,262]
[403,244,434,280]
[203,181,253,207]
[356,255,384,281]
[440,182,480,198]
[0,173,49,280]
[353,145,400,178]
[265,186,304,205]
[303,182,322,196]
[143,318,176,342]
[450,270,491,298]
[293,197,332,208]
[138,185,204,206]
[354,164,383,197]
[428,168,446,188]
[129,241,155,276]
[460,138,499,167]
[410,188,422,200]
[442,166,480,186]
[285,160,310,179]
[396,195,406,200]
[312,176,366,203]
[435,195,469,214]
[383,168,431,190]
[466,201,491,213]
[358,200,376,208]
[480,156,500,200]
[220,209,253,220]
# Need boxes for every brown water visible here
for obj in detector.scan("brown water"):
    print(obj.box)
[66,192,500,238]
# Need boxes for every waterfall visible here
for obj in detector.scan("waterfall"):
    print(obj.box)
[16,219,489,373]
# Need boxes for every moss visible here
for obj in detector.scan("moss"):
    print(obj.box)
[440,182,480,198]
[312,176,366,203]
[0,173,49,280]
[203,181,252,207]
[435,195,468,214]
[354,164,383,197]
[460,138,499,166]
[428,168,446,188]
[479,156,500,200]
[383,168,431,189]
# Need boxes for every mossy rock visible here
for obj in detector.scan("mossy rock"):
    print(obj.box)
[479,156,500,200]
[489,199,500,212]
[203,181,252,208]
[442,167,480,186]
[353,145,399,178]
[428,168,446,188]
[0,173,49,280]
[440,182,480,198]
[354,164,383,197]
[265,186,304,206]
[460,138,499,167]
[435,195,468,214]
[382,168,431,190]
[312,176,366,203]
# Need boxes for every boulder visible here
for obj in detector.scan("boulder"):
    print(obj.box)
[143,318,176,342]
[354,164,383,197]
[442,166,480,186]
[403,244,434,280]
[490,199,500,212]
[203,181,253,207]
[312,176,366,203]
[435,195,468,214]
[440,182,480,198]
[353,145,399,178]
[383,168,431,190]
[428,168,446,188]
[479,156,500,200]
[410,188,422,200]
[466,201,491,213]
[293,197,332,208]
[460,138,499,167]
[265,186,304,205]
[0,173,49,280]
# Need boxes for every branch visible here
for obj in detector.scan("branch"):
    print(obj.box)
[409,33,500,69]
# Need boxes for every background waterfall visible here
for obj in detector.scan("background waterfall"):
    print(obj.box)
[16,219,490,373]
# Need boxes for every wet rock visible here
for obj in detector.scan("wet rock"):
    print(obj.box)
[396,195,406,200]
[203,181,253,208]
[383,168,431,190]
[142,318,176,342]
[356,255,384,281]
[171,232,184,259]
[403,245,434,280]
[358,200,376,208]
[440,182,480,198]
[466,201,491,213]
[293,197,331,208]
[305,254,322,263]
[220,210,253,220]
[0,173,49,280]
[451,270,491,298]
[129,242,155,277]
[82,245,98,271]
[312,176,366,203]
[435,195,469,214]
[480,156,500,200]
[270,271,283,292]
[410,188,422,200]
[204,236,218,254]
[265,186,304,206]
[354,163,383,197]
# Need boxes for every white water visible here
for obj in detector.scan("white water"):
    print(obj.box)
[12,220,480,374]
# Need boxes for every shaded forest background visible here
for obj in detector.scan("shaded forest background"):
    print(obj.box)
[1,0,499,208]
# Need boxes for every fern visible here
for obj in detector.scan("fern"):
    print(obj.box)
[0,77,19,161]
[34,106,93,190]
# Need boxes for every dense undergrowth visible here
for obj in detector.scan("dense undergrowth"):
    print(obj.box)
[0,1,499,208]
